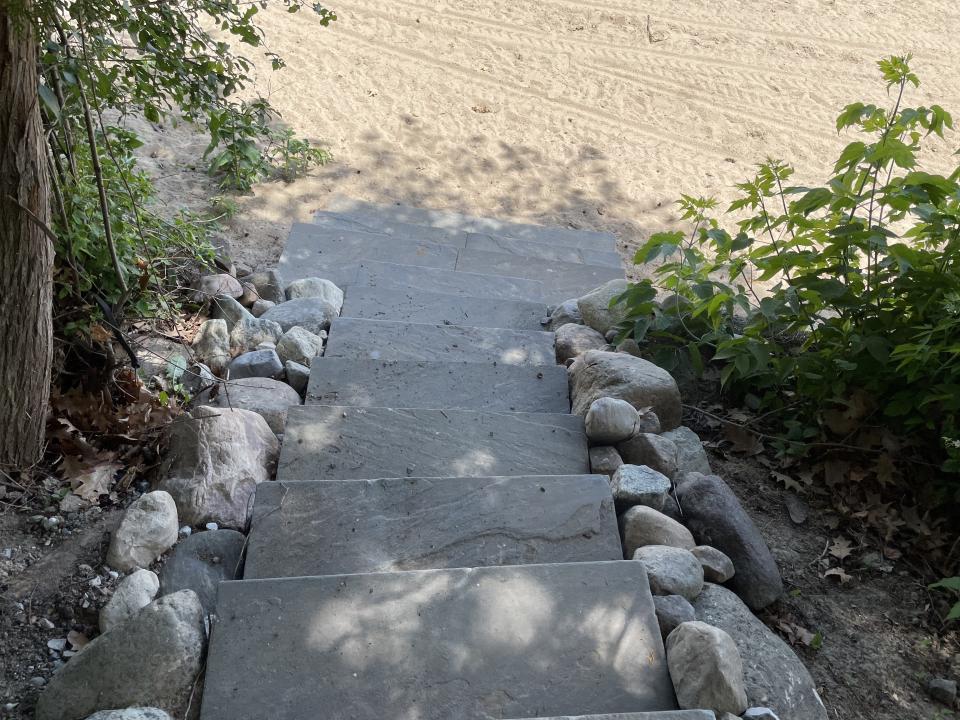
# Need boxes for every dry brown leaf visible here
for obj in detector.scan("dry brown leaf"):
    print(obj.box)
[71,462,122,503]
[824,567,853,583]
[723,423,763,455]
[828,537,854,561]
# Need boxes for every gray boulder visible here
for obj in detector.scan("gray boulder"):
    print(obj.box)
[588,445,623,477]
[191,320,230,376]
[744,709,782,720]
[611,464,671,510]
[667,621,749,715]
[663,426,712,475]
[584,396,640,445]
[156,407,279,530]
[633,545,704,600]
[209,295,252,331]
[285,277,344,312]
[694,584,828,720]
[577,279,630,335]
[555,323,607,363]
[276,326,325,367]
[35,591,205,720]
[653,594,695,642]
[106,492,179,572]
[228,316,283,353]
[84,710,173,720]
[261,297,338,335]
[250,299,276,318]
[692,545,736,583]
[928,678,956,706]
[159,529,245,614]
[99,569,160,632]
[246,269,284,304]
[285,361,310,396]
[238,280,259,307]
[618,432,679,479]
[569,350,682,430]
[228,349,284,381]
[548,298,582,329]
[192,274,242,302]
[677,473,783,610]
[212,377,301,434]
[620,504,696,555]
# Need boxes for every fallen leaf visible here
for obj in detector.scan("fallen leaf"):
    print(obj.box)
[723,423,763,455]
[828,537,854,561]
[70,462,122,503]
[67,630,89,650]
[824,567,853,583]
[772,471,803,493]
[784,494,809,524]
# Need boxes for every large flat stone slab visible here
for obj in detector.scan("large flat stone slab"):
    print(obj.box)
[504,714,715,720]
[244,475,621,578]
[466,234,622,269]
[456,248,625,303]
[324,317,555,366]
[324,195,618,251]
[341,286,547,330]
[200,561,675,720]
[314,210,471,247]
[355,261,544,302]
[278,224,458,283]
[278,405,588,480]
[306,359,569,413]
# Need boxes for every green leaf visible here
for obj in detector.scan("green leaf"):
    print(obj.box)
[38,84,60,118]
[930,577,960,592]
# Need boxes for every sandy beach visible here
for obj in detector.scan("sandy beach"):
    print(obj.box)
[140,0,960,270]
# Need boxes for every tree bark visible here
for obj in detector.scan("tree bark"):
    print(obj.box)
[0,4,54,469]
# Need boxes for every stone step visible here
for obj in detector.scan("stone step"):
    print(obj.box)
[277,224,459,283]
[503,713,715,720]
[315,210,622,268]
[243,475,621,578]
[278,405,588,481]
[354,261,544,302]
[466,234,623,269]
[340,285,548,331]
[456,248,625,303]
[323,317,555,366]
[324,194,619,251]
[306,359,569,413]
[200,561,675,720]
[314,210,472,247]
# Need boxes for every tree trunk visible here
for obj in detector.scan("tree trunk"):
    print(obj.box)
[0,4,54,469]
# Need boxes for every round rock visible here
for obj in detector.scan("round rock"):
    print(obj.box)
[99,569,160,632]
[585,396,640,445]
[285,277,345,312]
[260,297,338,335]
[555,323,607,363]
[620,504,695,555]
[692,545,736,583]
[106,492,179,572]
[667,620,749,715]
[576,279,630,335]
[633,545,704,600]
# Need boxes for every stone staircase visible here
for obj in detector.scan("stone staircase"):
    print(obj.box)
[199,198,707,719]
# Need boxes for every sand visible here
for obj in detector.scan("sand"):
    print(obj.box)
[137,0,960,272]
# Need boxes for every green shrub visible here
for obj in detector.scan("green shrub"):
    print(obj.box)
[617,56,960,493]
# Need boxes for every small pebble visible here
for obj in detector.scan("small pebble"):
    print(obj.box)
[46,638,67,652]
[38,618,55,630]
[179,525,193,537]
[107,570,119,580]
[2,548,12,559]
[29,676,46,688]
[89,576,102,587]
[205,522,219,531]
[4,703,18,712]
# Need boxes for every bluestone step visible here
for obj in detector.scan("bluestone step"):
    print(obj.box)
[325,194,618,251]
[200,561,676,720]
[306,359,569,413]
[465,234,623,269]
[278,405,588,480]
[355,261,544,302]
[314,210,472,247]
[503,713,715,720]
[506,710,717,720]
[341,285,548,330]
[456,248,625,303]
[323,317,555,366]
[244,475,621,578]
[277,224,458,283]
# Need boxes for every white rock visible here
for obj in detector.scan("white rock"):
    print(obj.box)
[285,277,345,312]
[585,396,640,444]
[620,504,696,554]
[105,492,179,572]
[569,350,683,430]
[577,279,630,335]
[667,621,749,715]
[276,326,325,367]
[156,407,278,530]
[191,320,230,376]
[99,569,160,632]
[35,591,205,720]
